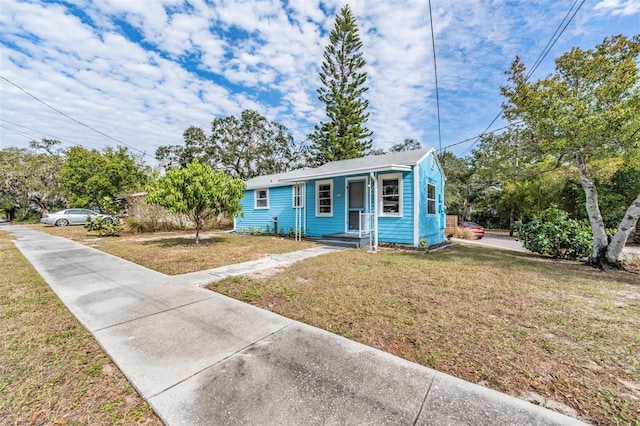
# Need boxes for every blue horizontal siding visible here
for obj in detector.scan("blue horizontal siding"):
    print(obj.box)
[377,171,414,244]
[305,176,345,237]
[417,152,445,245]
[236,187,301,234]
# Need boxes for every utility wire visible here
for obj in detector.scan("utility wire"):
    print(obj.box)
[526,0,585,80]
[441,121,523,151]
[0,75,150,158]
[443,0,586,157]
[0,118,75,146]
[428,0,442,153]
[0,124,37,141]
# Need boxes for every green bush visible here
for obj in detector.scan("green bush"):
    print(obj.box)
[84,216,122,237]
[517,206,592,260]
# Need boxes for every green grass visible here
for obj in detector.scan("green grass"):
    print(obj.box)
[0,231,162,425]
[32,224,316,275]
[209,245,640,425]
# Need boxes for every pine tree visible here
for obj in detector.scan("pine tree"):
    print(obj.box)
[309,5,372,165]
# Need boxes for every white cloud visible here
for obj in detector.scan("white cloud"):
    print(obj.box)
[1,0,638,161]
[595,0,640,16]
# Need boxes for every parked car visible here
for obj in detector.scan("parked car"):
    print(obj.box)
[40,209,114,227]
[458,221,485,239]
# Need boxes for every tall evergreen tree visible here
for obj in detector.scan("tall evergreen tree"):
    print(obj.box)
[309,5,372,165]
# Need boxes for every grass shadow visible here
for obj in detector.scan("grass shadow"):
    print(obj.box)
[141,236,227,248]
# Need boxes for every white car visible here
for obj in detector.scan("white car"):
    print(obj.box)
[40,209,114,227]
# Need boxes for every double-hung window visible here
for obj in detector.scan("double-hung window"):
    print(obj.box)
[316,180,332,216]
[379,173,402,216]
[427,184,436,215]
[255,188,269,209]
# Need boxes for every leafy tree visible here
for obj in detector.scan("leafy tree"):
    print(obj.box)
[0,142,65,220]
[471,128,568,235]
[438,151,474,217]
[156,110,307,179]
[501,34,640,269]
[389,138,422,152]
[309,4,372,165]
[145,160,246,244]
[59,146,149,213]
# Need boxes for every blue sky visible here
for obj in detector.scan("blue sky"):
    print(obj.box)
[1,0,639,165]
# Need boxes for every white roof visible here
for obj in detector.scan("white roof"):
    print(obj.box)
[245,148,434,189]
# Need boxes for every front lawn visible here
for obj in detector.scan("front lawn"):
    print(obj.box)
[209,245,640,425]
[32,224,316,275]
[0,231,162,425]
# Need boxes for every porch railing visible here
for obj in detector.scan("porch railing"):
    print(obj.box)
[359,212,375,238]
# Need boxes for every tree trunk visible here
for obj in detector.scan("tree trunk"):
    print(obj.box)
[575,156,609,268]
[509,204,515,237]
[605,192,640,266]
[194,215,201,245]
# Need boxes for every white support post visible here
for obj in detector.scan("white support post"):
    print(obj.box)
[369,172,378,253]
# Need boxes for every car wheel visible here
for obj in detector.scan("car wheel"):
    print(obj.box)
[55,219,69,227]
[103,217,114,224]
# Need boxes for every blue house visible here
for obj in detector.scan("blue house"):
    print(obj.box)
[235,148,446,249]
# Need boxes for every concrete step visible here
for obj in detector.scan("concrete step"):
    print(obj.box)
[317,239,361,249]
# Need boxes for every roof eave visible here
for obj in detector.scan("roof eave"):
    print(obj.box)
[279,164,413,182]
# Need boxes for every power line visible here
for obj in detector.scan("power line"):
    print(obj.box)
[0,75,151,158]
[0,118,76,146]
[440,121,523,151]
[446,0,586,157]
[428,0,442,153]
[526,0,586,80]
[0,124,37,141]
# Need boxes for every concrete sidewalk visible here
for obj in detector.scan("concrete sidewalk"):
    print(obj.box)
[5,225,586,425]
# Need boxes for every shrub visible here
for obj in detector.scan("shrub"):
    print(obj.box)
[452,227,476,240]
[84,216,123,237]
[517,206,592,259]
[123,216,145,234]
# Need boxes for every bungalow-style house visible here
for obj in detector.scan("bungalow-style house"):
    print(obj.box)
[235,148,446,249]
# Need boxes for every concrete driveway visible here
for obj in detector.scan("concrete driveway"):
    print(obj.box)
[454,231,640,261]
[452,232,528,253]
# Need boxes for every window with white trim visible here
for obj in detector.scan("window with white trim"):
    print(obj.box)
[315,180,332,216]
[255,188,269,209]
[379,173,402,216]
[293,184,304,208]
[427,183,436,215]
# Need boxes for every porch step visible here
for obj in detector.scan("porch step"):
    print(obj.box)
[317,239,361,249]
[317,233,371,249]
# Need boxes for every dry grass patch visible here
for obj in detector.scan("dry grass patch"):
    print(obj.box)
[31,224,316,275]
[209,245,640,425]
[0,231,161,425]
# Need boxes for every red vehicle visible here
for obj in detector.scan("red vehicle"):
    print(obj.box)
[459,221,485,239]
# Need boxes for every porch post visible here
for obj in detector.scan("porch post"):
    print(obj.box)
[370,172,378,252]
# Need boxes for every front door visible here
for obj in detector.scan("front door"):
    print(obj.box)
[347,180,366,231]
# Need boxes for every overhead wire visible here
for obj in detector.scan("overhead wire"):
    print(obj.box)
[0,124,37,141]
[0,75,151,158]
[428,0,442,153]
[0,118,76,147]
[441,0,586,157]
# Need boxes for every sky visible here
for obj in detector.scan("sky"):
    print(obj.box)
[1,0,639,166]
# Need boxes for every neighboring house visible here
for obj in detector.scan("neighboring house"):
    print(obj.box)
[235,148,446,249]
